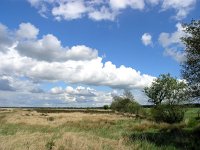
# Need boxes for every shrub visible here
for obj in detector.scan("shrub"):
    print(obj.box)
[110,96,142,114]
[127,101,142,115]
[103,105,109,110]
[47,117,54,121]
[187,117,199,128]
[151,105,184,123]
[110,90,144,115]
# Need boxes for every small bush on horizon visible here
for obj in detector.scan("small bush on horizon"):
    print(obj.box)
[103,105,109,110]
[47,117,54,121]
[110,90,143,115]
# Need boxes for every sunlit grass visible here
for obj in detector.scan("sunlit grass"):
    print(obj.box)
[0,108,199,150]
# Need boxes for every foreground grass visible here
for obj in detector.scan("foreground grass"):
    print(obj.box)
[0,108,199,150]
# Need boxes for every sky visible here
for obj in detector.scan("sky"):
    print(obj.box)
[0,0,199,107]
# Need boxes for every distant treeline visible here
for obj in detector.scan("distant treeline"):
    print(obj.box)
[143,103,200,108]
[1,103,200,109]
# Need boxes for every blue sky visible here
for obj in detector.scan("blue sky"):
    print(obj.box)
[0,0,199,107]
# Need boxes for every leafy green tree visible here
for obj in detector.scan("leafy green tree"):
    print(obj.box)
[144,74,188,105]
[181,19,200,102]
[144,74,188,123]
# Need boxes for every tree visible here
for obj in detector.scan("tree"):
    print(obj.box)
[103,105,109,110]
[144,74,188,123]
[144,74,188,105]
[110,90,141,114]
[181,19,200,102]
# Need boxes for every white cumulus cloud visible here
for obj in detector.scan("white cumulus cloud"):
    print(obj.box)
[0,22,155,107]
[15,25,98,62]
[0,22,155,89]
[16,22,39,39]
[141,33,152,46]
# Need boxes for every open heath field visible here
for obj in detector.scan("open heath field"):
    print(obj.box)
[0,108,199,150]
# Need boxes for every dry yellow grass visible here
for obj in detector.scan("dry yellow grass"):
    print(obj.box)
[54,132,132,150]
[3,109,129,127]
[0,132,52,150]
[0,132,135,150]
[0,109,136,150]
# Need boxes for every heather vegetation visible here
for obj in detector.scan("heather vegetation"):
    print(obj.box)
[0,108,200,150]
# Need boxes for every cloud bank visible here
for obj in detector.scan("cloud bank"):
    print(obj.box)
[28,0,197,21]
[0,22,155,106]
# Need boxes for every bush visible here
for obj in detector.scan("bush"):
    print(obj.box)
[151,105,184,123]
[47,117,54,121]
[126,102,141,114]
[110,96,142,114]
[187,117,199,128]
[103,105,109,110]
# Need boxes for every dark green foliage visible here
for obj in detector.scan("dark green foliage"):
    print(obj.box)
[126,101,141,115]
[110,90,142,114]
[144,74,188,105]
[129,127,200,150]
[144,74,187,123]
[151,105,184,123]
[187,117,199,128]
[103,105,109,110]
[111,97,130,112]
[181,19,200,101]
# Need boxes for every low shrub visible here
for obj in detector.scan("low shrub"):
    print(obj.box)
[47,117,54,121]
[151,105,184,124]
[103,105,109,110]
[187,117,199,128]
[110,96,143,115]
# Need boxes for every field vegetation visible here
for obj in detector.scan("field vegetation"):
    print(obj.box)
[0,107,199,150]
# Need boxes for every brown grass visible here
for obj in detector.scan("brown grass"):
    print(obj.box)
[0,131,136,150]
[0,132,52,150]
[54,132,132,150]
[3,109,129,127]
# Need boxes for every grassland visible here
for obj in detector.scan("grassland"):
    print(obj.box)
[0,108,199,150]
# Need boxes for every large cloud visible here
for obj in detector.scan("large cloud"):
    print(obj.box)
[16,33,98,62]
[0,22,154,89]
[0,75,43,93]
[0,22,155,106]
[0,23,14,52]
[50,86,112,103]
[0,50,154,89]
[0,78,15,91]
[27,0,197,21]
